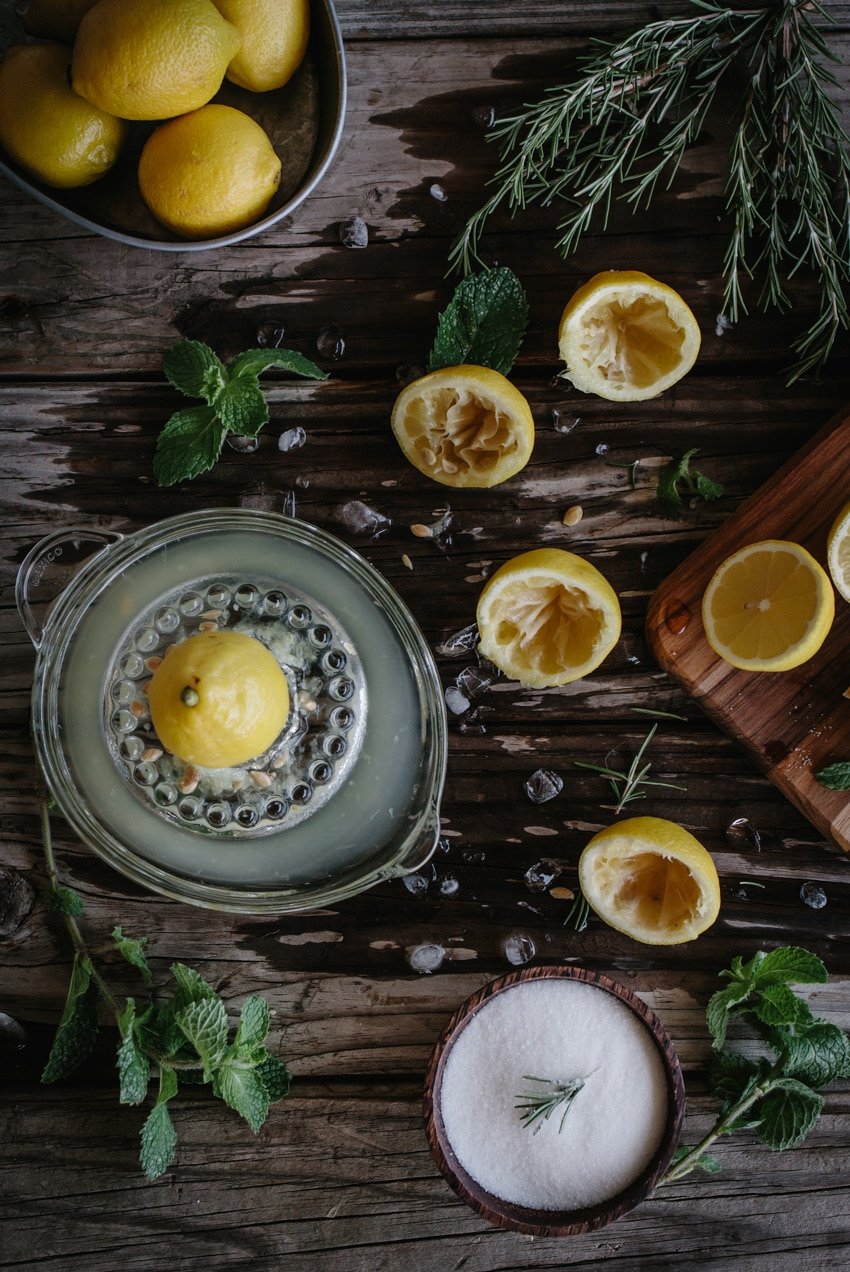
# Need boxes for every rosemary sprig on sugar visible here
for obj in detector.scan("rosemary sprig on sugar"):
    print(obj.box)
[575,723,687,814]
[515,1074,590,1133]
[450,0,850,380]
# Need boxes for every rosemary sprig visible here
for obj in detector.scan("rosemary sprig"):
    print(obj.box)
[562,890,590,932]
[450,0,850,380]
[514,1074,588,1133]
[575,723,687,813]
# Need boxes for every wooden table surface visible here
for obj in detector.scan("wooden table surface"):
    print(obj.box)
[2,2,850,1268]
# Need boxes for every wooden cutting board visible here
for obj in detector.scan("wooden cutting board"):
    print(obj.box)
[646,402,850,856]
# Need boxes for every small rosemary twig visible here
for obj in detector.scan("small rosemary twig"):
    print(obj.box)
[575,724,687,814]
[563,890,590,932]
[514,1074,590,1133]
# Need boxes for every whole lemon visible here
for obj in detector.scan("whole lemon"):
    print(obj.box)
[72,0,241,121]
[213,0,309,93]
[0,43,126,188]
[138,104,281,238]
[24,0,98,41]
[148,629,290,768]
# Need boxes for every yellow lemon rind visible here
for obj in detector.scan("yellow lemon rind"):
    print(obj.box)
[826,499,850,604]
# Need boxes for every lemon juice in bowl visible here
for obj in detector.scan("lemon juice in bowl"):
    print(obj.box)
[20,510,447,912]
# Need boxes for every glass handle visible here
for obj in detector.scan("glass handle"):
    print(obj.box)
[16,527,123,649]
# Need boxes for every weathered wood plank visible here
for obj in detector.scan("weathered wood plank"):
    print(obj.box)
[0,1083,848,1270]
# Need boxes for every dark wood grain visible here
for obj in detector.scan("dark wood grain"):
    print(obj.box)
[1,0,849,1266]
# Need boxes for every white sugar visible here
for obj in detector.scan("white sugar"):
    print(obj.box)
[439,979,668,1211]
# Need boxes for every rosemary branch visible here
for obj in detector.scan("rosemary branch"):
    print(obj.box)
[514,1073,590,1133]
[575,723,687,814]
[451,0,850,379]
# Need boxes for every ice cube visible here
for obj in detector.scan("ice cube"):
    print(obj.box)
[436,624,479,659]
[403,873,429,897]
[445,686,471,716]
[407,942,445,974]
[552,409,581,435]
[430,183,448,202]
[800,881,827,909]
[439,876,459,896]
[336,499,391,538]
[503,933,535,966]
[339,215,368,249]
[524,769,563,804]
[278,427,306,453]
[456,665,492,699]
[524,858,561,892]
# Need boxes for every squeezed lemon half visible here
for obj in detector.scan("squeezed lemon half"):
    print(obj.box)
[702,539,834,672]
[475,547,621,687]
[579,816,721,945]
[827,500,850,604]
[148,629,289,768]
[558,270,701,401]
[391,364,534,488]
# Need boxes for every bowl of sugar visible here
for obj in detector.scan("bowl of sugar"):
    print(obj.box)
[424,965,685,1235]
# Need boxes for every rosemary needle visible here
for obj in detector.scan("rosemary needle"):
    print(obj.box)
[575,723,687,814]
[514,1074,589,1133]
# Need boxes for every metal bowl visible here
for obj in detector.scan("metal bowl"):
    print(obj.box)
[0,0,346,250]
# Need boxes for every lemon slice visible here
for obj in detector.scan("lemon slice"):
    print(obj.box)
[827,500,850,603]
[579,816,721,945]
[148,629,289,768]
[475,547,621,687]
[558,270,701,401]
[702,539,834,672]
[390,364,534,488]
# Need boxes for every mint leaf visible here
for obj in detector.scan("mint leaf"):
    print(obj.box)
[176,997,228,1072]
[781,1021,850,1087]
[755,983,814,1029]
[256,1054,290,1103]
[694,469,724,502]
[815,760,850,791]
[45,884,84,917]
[216,377,268,436]
[708,1050,762,1110]
[163,340,226,402]
[753,947,828,988]
[117,1035,150,1107]
[112,926,153,987]
[235,996,269,1049]
[757,1079,823,1150]
[214,1063,270,1133]
[707,981,751,1050]
[657,448,723,516]
[153,405,226,486]
[228,348,327,381]
[170,963,217,1004]
[140,1068,179,1181]
[428,267,529,375]
[41,954,100,1083]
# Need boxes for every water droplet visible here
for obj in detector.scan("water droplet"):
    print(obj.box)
[800,880,827,909]
[436,623,479,659]
[407,942,445,974]
[552,409,581,435]
[317,325,345,360]
[595,442,610,456]
[503,932,535,966]
[227,434,259,453]
[278,426,306,453]
[524,858,561,892]
[471,104,496,130]
[439,876,459,896]
[462,848,486,864]
[429,182,448,202]
[715,313,732,338]
[335,499,391,538]
[256,324,286,348]
[725,817,762,852]
[445,685,471,716]
[339,215,369,248]
[664,602,691,635]
[0,1012,27,1052]
[524,769,563,804]
[295,473,310,489]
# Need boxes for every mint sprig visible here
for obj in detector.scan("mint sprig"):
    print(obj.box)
[657,448,724,516]
[155,339,327,486]
[814,760,850,791]
[428,266,529,375]
[663,945,849,1183]
[39,798,291,1180]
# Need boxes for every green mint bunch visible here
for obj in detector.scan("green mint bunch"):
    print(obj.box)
[40,870,289,1181]
[428,266,529,376]
[155,339,327,486]
[656,448,724,516]
[665,946,850,1183]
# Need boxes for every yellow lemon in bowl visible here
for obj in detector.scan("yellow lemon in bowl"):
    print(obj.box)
[475,547,621,687]
[72,0,241,120]
[0,43,126,188]
[214,0,310,92]
[138,104,281,239]
[148,629,289,768]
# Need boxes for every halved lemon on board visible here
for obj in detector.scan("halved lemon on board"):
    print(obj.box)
[702,539,834,673]
[390,364,534,488]
[827,500,850,603]
[148,629,289,768]
[579,816,721,946]
[558,270,701,401]
[475,547,621,688]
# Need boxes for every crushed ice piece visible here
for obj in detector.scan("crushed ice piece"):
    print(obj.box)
[524,768,563,804]
[551,409,581,435]
[407,942,445,974]
[445,685,471,716]
[458,706,487,735]
[595,442,610,456]
[436,624,479,659]
[456,665,492,699]
[278,426,306,453]
[430,182,448,202]
[226,434,259,453]
[403,873,429,897]
[336,499,391,538]
[437,836,452,854]
[715,312,732,337]
[339,215,368,249]
[439,876,460,896]
[524,858,562,892]
[282,490,296,517]
[503,932,536,966]
[317,325,345,360]
[800,881,827,909]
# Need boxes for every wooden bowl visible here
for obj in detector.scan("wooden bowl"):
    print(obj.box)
[423,964,685,1237]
